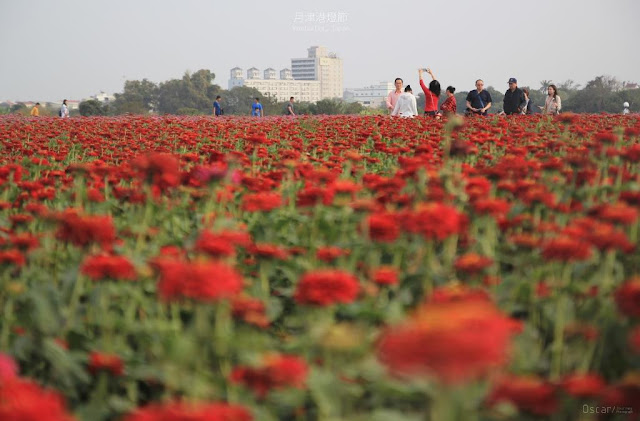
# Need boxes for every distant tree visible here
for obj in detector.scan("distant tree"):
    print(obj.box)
[79,99,107,116]
[539,80,553,94]
[564,75,622,113]
[314,99,344,115]
[9,103,27,114]
[113,79,158,114]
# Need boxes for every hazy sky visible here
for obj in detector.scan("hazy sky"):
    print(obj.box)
[1,0,639,102]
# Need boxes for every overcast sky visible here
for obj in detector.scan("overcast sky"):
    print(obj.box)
[1,0,639,102]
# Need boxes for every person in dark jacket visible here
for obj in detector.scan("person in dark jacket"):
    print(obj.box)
[503,77,526,115]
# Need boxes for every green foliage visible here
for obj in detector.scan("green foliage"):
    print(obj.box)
[79,99,108,117]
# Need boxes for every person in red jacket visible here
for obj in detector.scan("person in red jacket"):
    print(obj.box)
[419,68,441,116]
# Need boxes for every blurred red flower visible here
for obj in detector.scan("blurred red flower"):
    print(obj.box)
[560,373,605,398]
[614,277,640,318]
[124,401,252,421]
[55,210,116,249]
[81,254,136,281]
[541,236,592,261]
[367,212,400,243]
[154,259,244,302]
[241,192,282,212]
[454,253,493,274]
[486,376,558,416]
[373,266,399,286]
[88,351,124,376]
[294,269,360,306]
[230,355,308,398]
[378,286,519,384]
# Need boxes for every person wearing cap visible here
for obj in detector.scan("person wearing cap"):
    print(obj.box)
[503,78,526,115]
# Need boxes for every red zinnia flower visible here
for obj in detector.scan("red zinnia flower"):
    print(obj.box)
[154,259,244,302]
[231,296,269,328]
[486,376,558,416]
[0,378,76,421]
[0,249,26,267]
[373,266,399,286]
[404,203,465,241]
[55,209,116,249]
[242,192,282,212]
[294,269,360,306]
[88,351,124,376]
[560,373,605,398]
[81,254,136,281]
[123,401,252,421]
[541,236,592,262]
[614,277,640,318]
[132,152,181,191]
[378,286,520,384]
[230,355,308,398]
[454,253,493,274]
[367,213,400,243]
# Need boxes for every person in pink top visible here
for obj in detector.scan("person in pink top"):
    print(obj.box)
[419,68,441,116]
[386,78,404,114]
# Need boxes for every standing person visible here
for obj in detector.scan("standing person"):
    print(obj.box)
[284,97,296,116]
[440,86,457,115]
[521,87,534,114]
[391,85,418,118]
[60,99,69,118]
[623,102,630,115]
[419,68,440,117]
[540,85,562,115]
[386,78,404,114]
[465,80,492,116]
[213,96,223,117]
[503,78,526,115]
[251,98,263,117]
[30,102,40,116]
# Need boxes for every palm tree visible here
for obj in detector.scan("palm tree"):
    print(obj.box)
[539,80,553,94]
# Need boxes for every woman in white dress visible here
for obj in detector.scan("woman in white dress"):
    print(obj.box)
[391,85,418,118]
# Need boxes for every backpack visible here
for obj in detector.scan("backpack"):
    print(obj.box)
[59,109,63,117]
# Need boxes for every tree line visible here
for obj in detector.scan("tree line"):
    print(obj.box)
[77,69,364,117]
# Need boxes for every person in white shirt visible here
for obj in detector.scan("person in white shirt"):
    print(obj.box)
[60,99,69,118]
[391,85,418,118]
[623,102,630,115]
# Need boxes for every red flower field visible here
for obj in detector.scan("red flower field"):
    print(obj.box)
[0,113,639,420]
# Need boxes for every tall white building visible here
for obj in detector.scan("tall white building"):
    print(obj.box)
[291,46,343,100]
[344,82,395,108]
[227,46,343,102]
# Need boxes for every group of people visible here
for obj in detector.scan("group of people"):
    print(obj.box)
[386,69,562,118]
[212,96,297,117]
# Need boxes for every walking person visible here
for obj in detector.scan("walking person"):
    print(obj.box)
[251,98,263,117]
[465,80,492,116]
[213,96,223,117]
[419,68,440,117]
[540,84,561,115]
[60,99,69,118]
[30,102,40,116]
[386,78,404,114]
[284,97,296,116]
[440,86,457,115]
[503,78,526,115]
[391,85,418,118]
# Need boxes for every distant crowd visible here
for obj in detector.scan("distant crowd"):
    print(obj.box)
[386,69,563,118]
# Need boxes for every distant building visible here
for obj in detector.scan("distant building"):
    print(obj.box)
[90,92,116,103]
[344,82,395,108]
[291,46,343,100]
[624,83,639,90]
[228,46,343,102]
